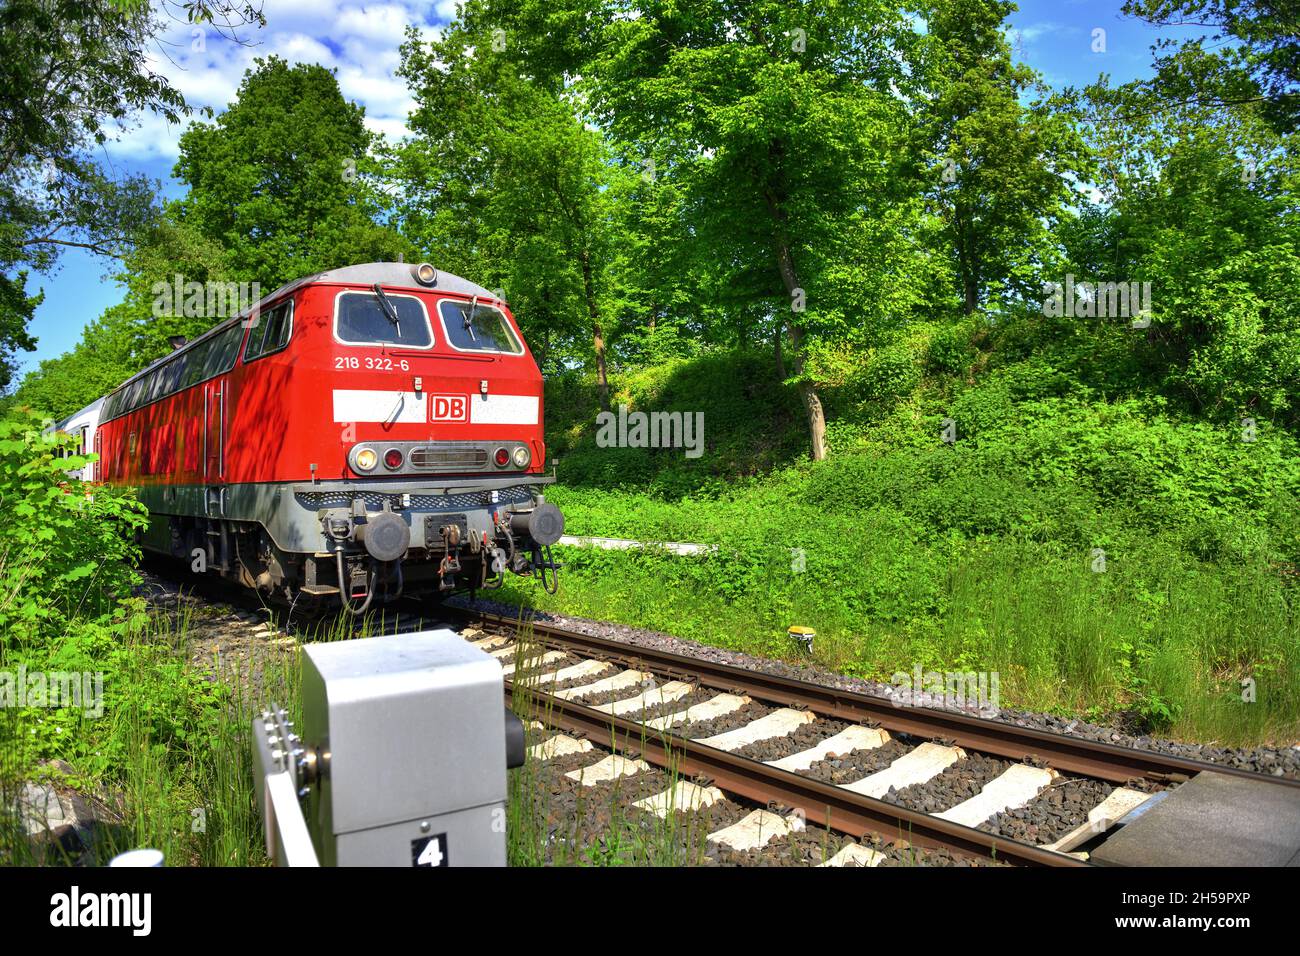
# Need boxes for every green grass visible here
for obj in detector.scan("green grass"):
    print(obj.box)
[1,601,695,867]
[0,604,299,866]
[494,538,1299,746]
[493,509,1298,748]
[520,351,1300,748]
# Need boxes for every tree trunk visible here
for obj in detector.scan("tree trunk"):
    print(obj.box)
[787,322,827,461]
[774,319,786,379]
[954,212,980,315]
[772,244,826,461]
[581,249,610,411]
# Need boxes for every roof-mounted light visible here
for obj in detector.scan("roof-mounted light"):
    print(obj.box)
[413,263,437,286]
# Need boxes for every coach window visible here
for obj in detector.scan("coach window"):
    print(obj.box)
[438,299,523,354]
[244,300,293,362]
[159,355,184,397]
[125,378,145,413]
[181,338,213,389]
[202,323,245,378]
[334,290,432,349]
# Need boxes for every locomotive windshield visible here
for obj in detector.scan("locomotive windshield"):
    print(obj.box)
[335,290,432,348]
[438,299,523,354]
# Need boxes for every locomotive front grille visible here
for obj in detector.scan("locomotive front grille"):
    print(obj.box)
[409,446,490,471]
[297,485,533,511]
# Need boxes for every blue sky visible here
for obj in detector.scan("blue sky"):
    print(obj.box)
[15,0,1208,381]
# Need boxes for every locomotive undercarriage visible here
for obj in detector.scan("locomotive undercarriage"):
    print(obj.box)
[138,477,564,609]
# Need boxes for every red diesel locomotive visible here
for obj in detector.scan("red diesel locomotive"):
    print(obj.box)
[94,262,564,610]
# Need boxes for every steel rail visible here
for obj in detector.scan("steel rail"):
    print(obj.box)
[505,679,1088,867]
[462,607,1300,791]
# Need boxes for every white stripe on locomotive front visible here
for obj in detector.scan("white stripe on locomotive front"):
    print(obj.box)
[330,389,539,425]
[468,393,539,425]
[332,389,427,424]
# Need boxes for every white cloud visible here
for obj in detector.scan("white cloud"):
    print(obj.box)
[101,109,190,162]
[338,67,415,116]
[268,32,338,67]
[364,115,413,142]
[1019,23,1058,43]
[335,3,413,43]
[98,0,454,163]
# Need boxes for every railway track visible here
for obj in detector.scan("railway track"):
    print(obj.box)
[142,566,1300,867]
[444,607,1300,867]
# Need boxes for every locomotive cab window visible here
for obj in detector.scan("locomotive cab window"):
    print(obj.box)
[438,299,522,354]
[335,290,432,348]
[244,300,293,362]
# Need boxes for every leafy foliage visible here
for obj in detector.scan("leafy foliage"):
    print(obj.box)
[0,410,146,646]
[175,56,414,289]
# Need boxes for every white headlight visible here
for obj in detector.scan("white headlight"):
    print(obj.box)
[354,448,378,471]
[512,446,530,468]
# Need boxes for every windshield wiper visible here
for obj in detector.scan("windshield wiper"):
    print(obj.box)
[372,283,402,337]
[464,296,479,343]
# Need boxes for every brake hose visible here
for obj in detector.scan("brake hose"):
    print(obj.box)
[337,549,375,616]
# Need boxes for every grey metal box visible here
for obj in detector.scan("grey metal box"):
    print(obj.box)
[300,629,507,866]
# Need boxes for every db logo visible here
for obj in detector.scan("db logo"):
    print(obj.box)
[431,394,468,422]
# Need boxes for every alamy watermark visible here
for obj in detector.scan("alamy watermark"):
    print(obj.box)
[1042,274,1151,327]
[890,664,1000,715]
[595,404,705,459]
[1,667,104,718]
[151,274,261,323]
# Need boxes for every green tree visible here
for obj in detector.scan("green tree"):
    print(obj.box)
[397,26,634,406]
[1125,0,1299,133]
[0,0,264,391]
[1078,69,1300,425]
[485,0,930,461]
[174,56,413,289]
[8,212,235,421]
[921,0,1090,316]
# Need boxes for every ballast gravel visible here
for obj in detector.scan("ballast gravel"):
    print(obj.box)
[799,738,916,786]
[879,753,1012,816]
[728,718,854,762]
[979,777,1117,846]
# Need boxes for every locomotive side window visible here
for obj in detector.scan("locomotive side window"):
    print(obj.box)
[334,290,432,348]
[438,300,523,354]
[244,300,293,362]
[157,355,184,397]
[98,320,248,423]
[125,377,146,412]
[202,323,245,378]
[180,338,214,389]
